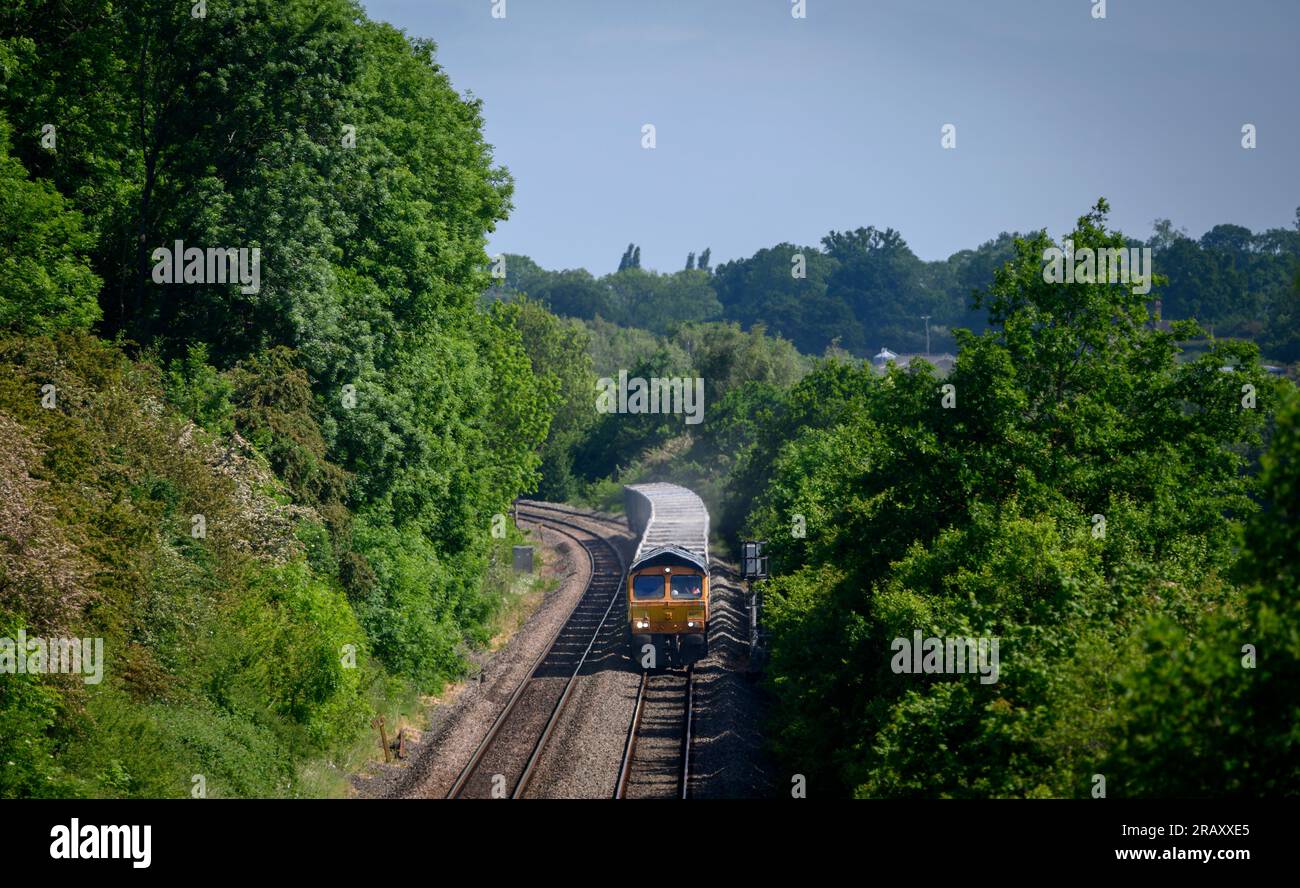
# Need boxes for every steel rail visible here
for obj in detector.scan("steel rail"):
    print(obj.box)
[515,502,696,800]
[615,666,695,800]
[514,499,628,538]
[614,671,650,799]
[511,509,625,798]
[680,665,694,800]
[445,509,623,799]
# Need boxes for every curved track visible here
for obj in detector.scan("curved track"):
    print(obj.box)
[510,501,697,800]
[446,507,625,798]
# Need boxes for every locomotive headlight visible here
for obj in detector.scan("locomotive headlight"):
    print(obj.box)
[687,621,697,628]
[635,619,650,630]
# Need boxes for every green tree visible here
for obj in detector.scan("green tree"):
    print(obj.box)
[748,201,1273,796]
[494,297,595,500]
[0,0,552,693]
[713,244,858,355]
[0,113,100,333]
[605,267,721,333]
[1105,385,1300,796]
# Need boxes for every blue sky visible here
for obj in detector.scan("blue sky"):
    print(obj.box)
[361,0,1299,274]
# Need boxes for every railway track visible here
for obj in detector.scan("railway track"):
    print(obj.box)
[446,507,625,798]
[522,501,698,800]
[514,499,628,539]
[616,665,695,799]
[447,501,696,799]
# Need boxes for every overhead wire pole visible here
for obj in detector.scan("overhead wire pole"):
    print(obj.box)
[921,315,931,356]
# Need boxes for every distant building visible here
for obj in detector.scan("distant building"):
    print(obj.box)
[871,347,956,374]
[872,347,898,367]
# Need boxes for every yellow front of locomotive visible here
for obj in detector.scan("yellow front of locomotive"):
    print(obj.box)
[628,564,709,665]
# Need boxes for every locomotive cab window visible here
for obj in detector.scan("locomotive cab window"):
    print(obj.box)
[632,574,666,599]
[670,574,704,599]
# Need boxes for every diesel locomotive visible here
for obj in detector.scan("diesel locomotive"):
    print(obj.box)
[623,483,711,667]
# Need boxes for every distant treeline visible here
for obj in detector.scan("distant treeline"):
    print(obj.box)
[491,212,1300,362]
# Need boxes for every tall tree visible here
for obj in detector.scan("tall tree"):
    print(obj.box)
[0,0,554,691]
[0,112,100,333]
[749,201,1273,796]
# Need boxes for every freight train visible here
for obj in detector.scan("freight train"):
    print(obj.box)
[623,483,710,667]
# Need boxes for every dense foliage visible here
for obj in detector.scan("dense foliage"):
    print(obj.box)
[0,334,369,796]
[740,203,1293,796]
[0,0,550,796]
[1152,216,1300,361]
[1103,385,1300,796]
